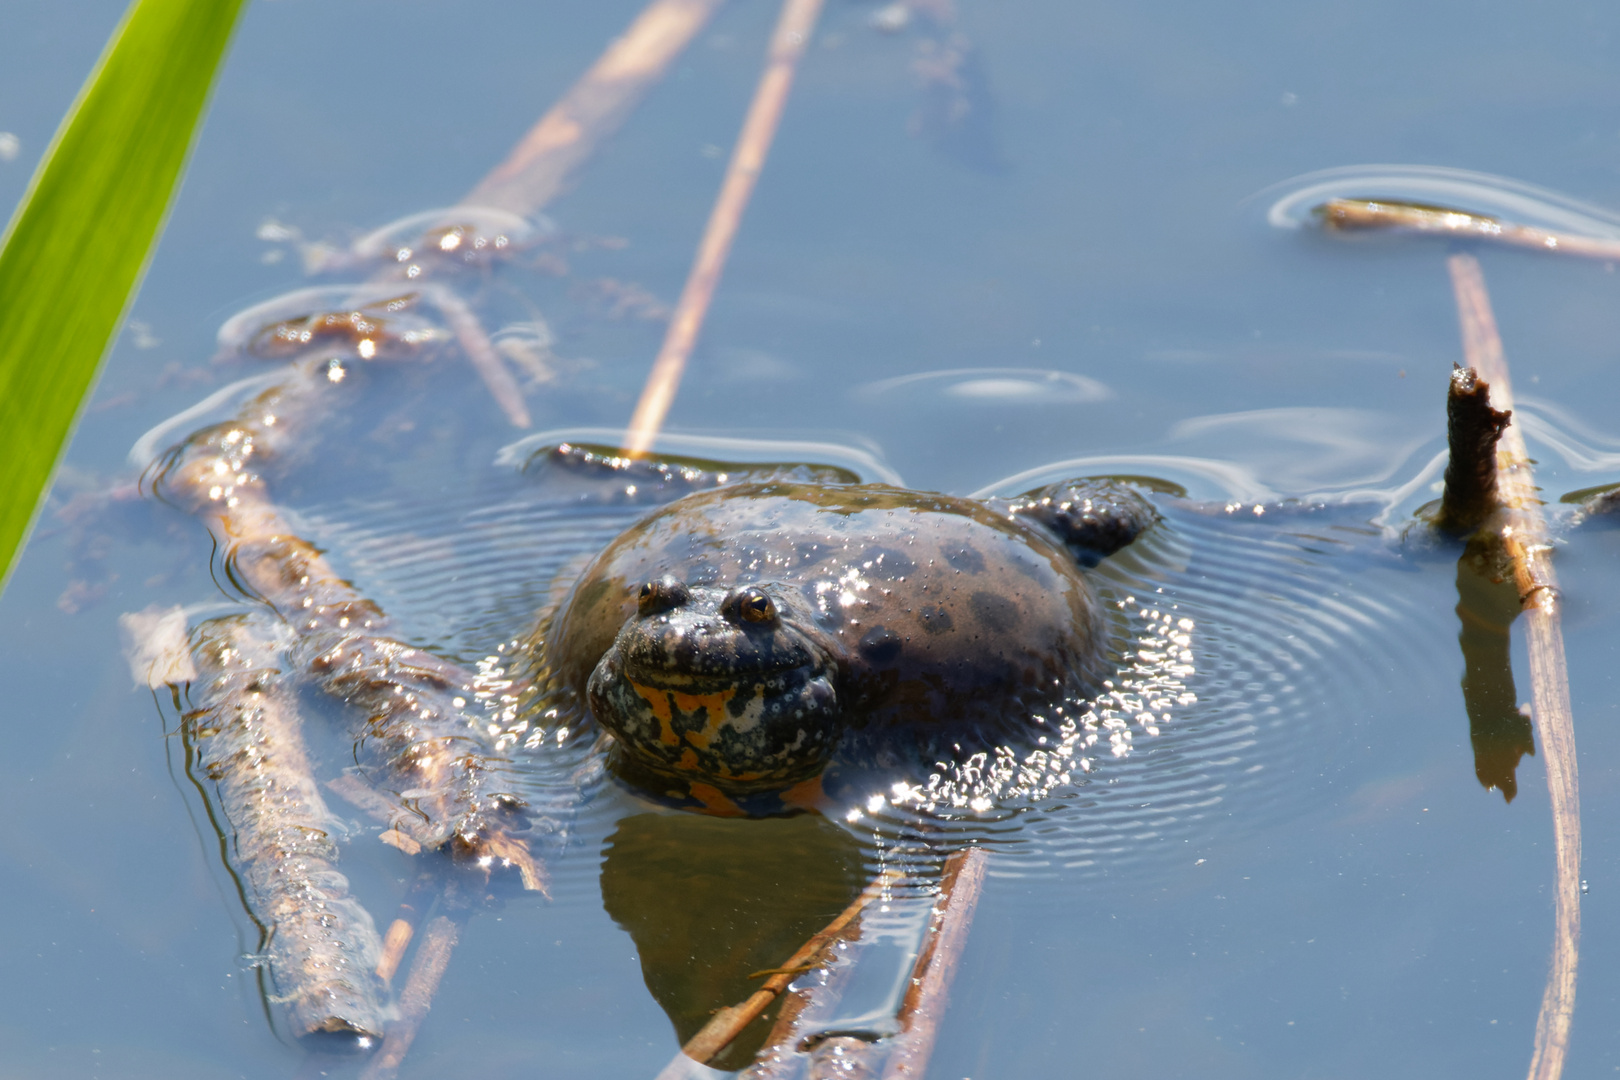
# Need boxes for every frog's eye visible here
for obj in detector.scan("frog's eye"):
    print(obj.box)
[638,577,689,616]
[726,587,778,626]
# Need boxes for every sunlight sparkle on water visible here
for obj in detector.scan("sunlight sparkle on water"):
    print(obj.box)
[882,602,1197,817]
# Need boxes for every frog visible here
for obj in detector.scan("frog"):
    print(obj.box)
[528,443,1157,814]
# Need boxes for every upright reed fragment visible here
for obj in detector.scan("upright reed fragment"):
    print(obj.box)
[1435,364,1512,534]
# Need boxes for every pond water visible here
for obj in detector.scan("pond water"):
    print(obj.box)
[5,0,1620,1077]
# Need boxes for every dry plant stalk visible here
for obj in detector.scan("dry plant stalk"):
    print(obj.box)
[1322,198,1620,261]
[1447,253,1581,1080]
[463,0,728,216]
[881,847,987,1079]
[740,902,878,1080]
[152,359,544,890]
[360,914,462,1080]
[625,0,827,454]
[186,614,387,1043]
[655,869,901,1076]
[427,284,531,428]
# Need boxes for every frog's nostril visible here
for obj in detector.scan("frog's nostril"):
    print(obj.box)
[637,576,690,616]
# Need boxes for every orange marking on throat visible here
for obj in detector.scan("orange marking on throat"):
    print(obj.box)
[629,681,680,746]
[780,773,829,813]
[687,781,748,817]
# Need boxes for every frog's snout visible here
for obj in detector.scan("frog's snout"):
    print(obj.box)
[586,579,846,792]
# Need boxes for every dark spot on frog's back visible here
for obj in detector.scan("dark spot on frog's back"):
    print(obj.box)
[918,604,953,635]
[945,545,986,574]
[860,546,916,580]
[970,590,1018,634]
[858,626,902,664]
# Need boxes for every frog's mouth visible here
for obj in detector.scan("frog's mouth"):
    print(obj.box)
[587,629,843,793]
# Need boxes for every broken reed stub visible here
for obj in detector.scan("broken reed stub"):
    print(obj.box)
[1436,365,1512,535]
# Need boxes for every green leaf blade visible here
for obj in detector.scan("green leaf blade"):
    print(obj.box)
[0,0,249,588]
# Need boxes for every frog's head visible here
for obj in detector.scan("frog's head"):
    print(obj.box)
[587,576,843,793]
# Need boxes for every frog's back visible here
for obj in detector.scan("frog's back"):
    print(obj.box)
[548,481,1106,740]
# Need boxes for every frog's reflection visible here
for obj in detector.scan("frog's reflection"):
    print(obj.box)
[599,811,866,1071]
[1454,536,1536,801]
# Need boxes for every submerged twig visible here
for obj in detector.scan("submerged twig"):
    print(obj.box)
[1447,253,1581,1080]
[1320,198,1620,261]
[185,614,387,1044]
[152,359,544,889]
[881,847,987,1079]
[739,891,881,1080]
[657,869,899,1075]
[360,912,463,1080]
[424,284,531,428]
[464,0,729,216]
[625,0,827,454]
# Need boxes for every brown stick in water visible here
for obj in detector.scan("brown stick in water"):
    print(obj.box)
[655,869,901,1076]
[152,359,545,891]
[625,0,827,455]
[881,847,987,1079]
[1447,254,1581,1080]
[185,614,388,1044]
[1321,199,1620,261]
[360,913,463,1080]
[740,916,877,1080]
[463,0,729,216]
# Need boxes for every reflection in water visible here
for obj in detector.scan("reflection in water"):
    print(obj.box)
[599,812,867,1072]
[858,367,1111,406]
[1453,537,1535,802]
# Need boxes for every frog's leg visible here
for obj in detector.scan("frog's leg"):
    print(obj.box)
[992,478,1159,565]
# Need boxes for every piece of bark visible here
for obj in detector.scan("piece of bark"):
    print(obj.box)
[1435,364,1512,534]
[186,614,387,1044]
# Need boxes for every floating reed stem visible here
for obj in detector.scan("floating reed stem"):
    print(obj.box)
[625,0,826,454]
[463,0,728,217]
[881,847,987,1079]
[185,614,387,1044]
[1321,198,1620,261]
[1446,253,1581,1080]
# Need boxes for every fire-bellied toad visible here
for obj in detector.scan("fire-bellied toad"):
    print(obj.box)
[535,448,1156,811]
